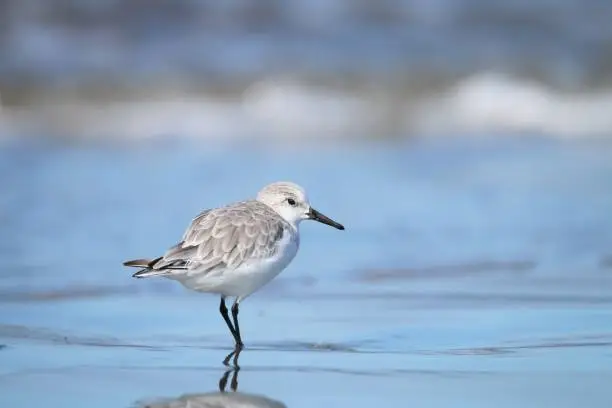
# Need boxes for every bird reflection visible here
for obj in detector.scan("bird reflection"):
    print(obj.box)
[219,349,241,392]
[136,350,286,408]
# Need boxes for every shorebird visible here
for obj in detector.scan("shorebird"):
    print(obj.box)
[123,181,344,349]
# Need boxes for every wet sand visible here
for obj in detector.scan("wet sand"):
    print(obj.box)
[2,264,612,408]
[1,139,611,407]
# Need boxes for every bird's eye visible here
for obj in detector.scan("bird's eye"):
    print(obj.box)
[287,198,296,206]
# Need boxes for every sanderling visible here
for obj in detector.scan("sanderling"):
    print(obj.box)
[124,181,344,349]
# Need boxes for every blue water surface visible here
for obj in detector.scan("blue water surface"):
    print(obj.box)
[1,137,611,407]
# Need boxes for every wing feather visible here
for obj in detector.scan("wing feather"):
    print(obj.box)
[151,201,287,275]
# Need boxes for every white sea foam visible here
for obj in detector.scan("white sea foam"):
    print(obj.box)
[242,79,377,139]
[2,73,612,143]
[415,73,612,139]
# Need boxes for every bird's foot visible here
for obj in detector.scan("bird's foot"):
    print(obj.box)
[222,346,243,368]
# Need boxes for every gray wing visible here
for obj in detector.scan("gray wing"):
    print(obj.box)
[150,202,286,275]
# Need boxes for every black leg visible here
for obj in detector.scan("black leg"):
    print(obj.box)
[231,301,244,348]
[219,297,239,343]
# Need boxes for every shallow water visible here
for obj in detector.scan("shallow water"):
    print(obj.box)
[1,137,612,407]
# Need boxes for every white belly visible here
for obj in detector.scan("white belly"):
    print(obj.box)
[175,229,299,299]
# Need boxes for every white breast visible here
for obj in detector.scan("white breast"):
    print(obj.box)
[233,227,299,297]
[180,227,300,298]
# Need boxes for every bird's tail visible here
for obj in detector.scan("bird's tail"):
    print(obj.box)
[123,257,166,278]
[123,258,155,268]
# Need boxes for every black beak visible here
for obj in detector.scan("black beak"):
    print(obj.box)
[308,207,345,230]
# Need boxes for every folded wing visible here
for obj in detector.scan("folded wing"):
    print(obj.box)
[131,202,286,278]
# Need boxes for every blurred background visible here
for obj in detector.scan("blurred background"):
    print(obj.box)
[3,0,612,141]
[1,1,612,408]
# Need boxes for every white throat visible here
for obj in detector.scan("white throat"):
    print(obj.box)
[270,206,303,231]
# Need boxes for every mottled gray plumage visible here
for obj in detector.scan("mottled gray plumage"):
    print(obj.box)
[135,201,289,277]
